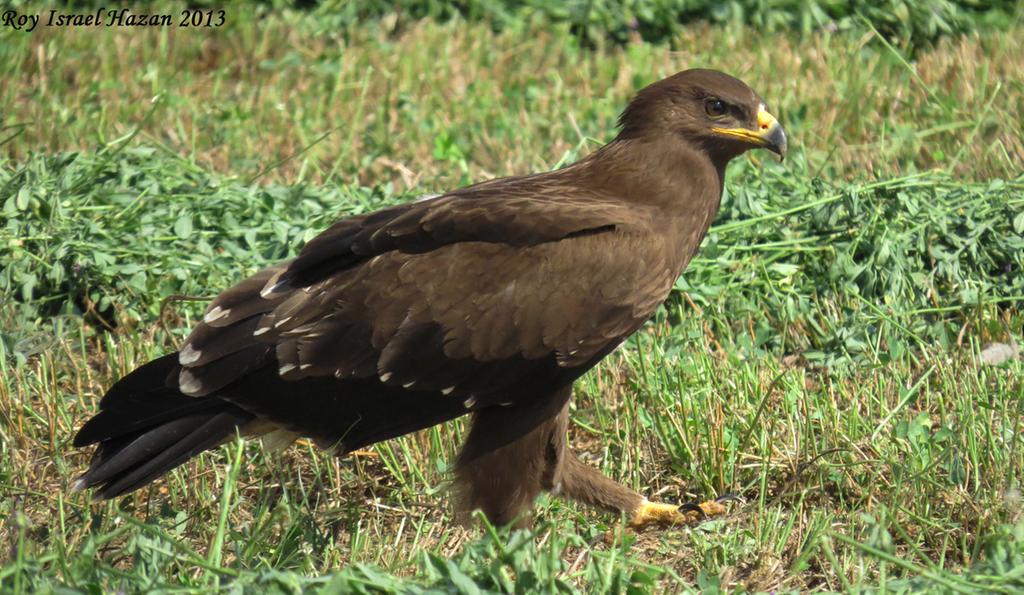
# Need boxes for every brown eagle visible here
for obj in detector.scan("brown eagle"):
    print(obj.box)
[74,69,786,529]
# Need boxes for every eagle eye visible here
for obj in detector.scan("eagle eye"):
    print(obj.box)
[704,98,727,117]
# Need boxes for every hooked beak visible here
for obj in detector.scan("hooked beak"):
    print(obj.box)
[711,105,787,159]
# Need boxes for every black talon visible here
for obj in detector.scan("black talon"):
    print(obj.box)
[677,502,707,520]
[715,492,744,505]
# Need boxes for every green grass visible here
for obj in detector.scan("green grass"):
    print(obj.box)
[221,0,1023,48]
[2,4,1024,593]
[3,6,1023,184]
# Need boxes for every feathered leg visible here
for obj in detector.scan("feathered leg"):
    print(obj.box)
[454,388,572,528]
[455,386,729,528]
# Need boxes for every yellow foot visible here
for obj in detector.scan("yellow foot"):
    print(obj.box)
[628,496,735,530]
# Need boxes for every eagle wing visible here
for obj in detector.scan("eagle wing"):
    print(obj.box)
[159,185,682,460]
[177,190,672,410]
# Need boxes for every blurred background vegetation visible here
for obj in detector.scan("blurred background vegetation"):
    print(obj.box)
[11,0,1021,47]
[304,0,1020,49]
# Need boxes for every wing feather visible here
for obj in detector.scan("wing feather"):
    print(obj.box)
[176,191,674,428]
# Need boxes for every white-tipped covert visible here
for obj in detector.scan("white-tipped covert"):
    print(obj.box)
[178,343,201,365]
[204,306,229,324]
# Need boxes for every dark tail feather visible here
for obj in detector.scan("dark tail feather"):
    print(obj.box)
[74,353,255,499]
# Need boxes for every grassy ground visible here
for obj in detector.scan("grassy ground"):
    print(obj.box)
[3,8,1023,184]
[2,4,1024,593]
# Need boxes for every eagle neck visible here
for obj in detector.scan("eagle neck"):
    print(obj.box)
[573,137,728,275]
[577,137,722,215]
